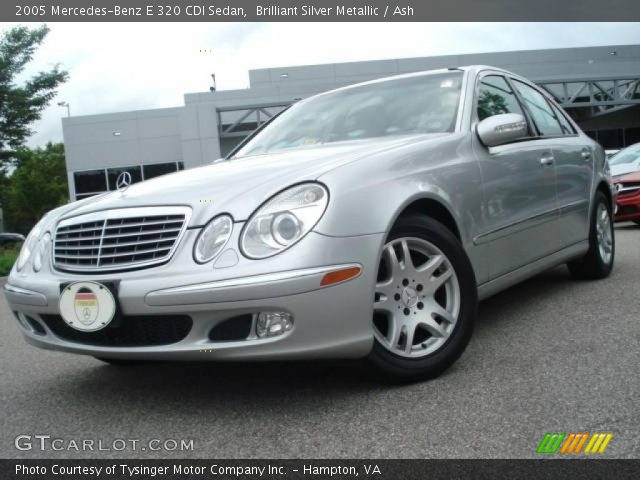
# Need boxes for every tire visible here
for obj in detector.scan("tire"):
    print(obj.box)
[567,191,615,280]
[94,357,143,366]
[367,215,477,382]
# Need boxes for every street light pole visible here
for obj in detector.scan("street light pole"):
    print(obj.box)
[57,101,70,117]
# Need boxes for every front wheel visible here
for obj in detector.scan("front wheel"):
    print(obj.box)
[567,192,615,280]
[367,215,477,382]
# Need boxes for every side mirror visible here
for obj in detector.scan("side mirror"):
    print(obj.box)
[476,113,528,148]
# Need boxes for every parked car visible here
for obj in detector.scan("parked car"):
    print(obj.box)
[4,66,615,381]
[609,143,640,177]
[0,233,25,247]
[605,149,620,161]
[609,144,640,224]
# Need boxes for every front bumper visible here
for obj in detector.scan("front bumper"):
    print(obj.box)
[614,189,640,222]
[4,228,384,361]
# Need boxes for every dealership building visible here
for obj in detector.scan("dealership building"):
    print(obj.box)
[61,44,640,200]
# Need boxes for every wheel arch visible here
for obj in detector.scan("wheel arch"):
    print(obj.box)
[392,196,462,241]
[596,180,613,210]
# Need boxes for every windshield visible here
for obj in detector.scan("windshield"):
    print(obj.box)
[609,145,640,166]
[234,71,463,157]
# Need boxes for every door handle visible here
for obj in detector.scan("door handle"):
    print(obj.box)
[540,154,554,167]
[581,148,592,161]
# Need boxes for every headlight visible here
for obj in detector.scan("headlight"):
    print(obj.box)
[240,183,329,259]
[193,215,233,264]
[32,232,51,272]
[15,222,45,272]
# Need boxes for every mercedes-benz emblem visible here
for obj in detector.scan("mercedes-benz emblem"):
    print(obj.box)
[116,171,132,192]
[401,286,419,308]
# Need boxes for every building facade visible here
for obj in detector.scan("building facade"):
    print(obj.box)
[62,44,640,200]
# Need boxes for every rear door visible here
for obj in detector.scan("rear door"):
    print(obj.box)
[472,73,562,279]
[511,79,593,246]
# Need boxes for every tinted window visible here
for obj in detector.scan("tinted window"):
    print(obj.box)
[74,170,107,194]
[477,75,525,121]
[235,72,464,157]
[76,193,101,200]
[143,162,178,180]
[107,166,142,190]
[512,80,563,136]
[626,128,640,146]
[549,103,575,135]
[598,129,624,149]
[584,130,598,141]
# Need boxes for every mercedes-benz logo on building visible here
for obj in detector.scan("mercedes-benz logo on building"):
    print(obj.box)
[116,171,132,192]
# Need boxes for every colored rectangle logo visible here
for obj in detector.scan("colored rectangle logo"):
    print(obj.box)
[537,432,613,454]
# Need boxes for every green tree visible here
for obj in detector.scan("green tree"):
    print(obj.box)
[3,142,68,233]
[0,25,68,165]
[477,91,510,121]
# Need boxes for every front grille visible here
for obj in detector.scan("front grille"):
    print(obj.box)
[54,208,188,273]
[40,314,192,347]
[618,183,640,197]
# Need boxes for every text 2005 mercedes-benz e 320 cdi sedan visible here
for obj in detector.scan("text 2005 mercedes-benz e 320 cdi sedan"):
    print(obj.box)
[5,66,615,381]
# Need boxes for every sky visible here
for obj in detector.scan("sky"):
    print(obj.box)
[1,22,639,148]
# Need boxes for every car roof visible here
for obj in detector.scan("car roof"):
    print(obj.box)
[305,65,522,100]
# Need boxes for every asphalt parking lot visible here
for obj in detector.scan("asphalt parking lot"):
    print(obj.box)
[1,224,638,459]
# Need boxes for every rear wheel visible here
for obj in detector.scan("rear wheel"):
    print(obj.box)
[567,191,614,279]
[367,215,477,382]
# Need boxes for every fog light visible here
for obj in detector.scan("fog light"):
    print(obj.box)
[256,312,293,338]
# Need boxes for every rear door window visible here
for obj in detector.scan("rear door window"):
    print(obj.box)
[549,102,576,135]
[512,80,563,136]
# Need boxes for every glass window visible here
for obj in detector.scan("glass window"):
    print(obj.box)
[476,75,525,121]
[143,162,178,180]
[584,130,598,141]
[549,103,575,135]
[598,129,624,150]
[177,161,185,171]
[74,169,107,194]
[624,128,640,146]
[107,166,142,190]
[234,72,464,158]
[512,80,563,136]
[76,193,101,201]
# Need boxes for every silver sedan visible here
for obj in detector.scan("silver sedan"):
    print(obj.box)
[4,66,615,381]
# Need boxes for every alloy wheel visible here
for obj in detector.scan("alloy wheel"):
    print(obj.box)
[373,237,460,358]
[595,203,613,265]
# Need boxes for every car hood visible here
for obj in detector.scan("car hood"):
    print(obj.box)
[612,171,640,183]
[610,163,640,177]
[56,134,445,227]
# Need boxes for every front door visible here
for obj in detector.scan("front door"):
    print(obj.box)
[472,73,561,279]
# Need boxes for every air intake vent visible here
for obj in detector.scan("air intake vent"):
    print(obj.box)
[40,314,192,347]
